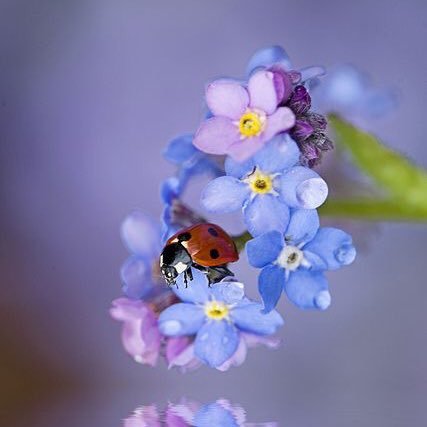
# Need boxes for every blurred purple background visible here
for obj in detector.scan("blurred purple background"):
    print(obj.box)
[1,1,426,426]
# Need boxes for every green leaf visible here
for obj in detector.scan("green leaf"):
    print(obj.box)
[329,115,427,209]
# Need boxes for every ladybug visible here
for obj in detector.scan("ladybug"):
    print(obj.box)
[160,223,239,287]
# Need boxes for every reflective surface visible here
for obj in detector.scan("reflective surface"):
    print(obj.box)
[1,1,426,426]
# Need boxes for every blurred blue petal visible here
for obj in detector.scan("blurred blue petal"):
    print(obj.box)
[284,270,330,310]
[258,265,285,313]
[300,65,325,82]
[193,403,239,427]
[311,65,397,125]
[246,231,283,268]
[304,227,356,270]
[160,176,182,204]
[173,268,210,303]
[285,208,320,245]
[121,211,161,257]
[120,255,153,299]
[201,176,250,213]
[231,302,284,335]
[158,303,205,336]
[280,166,328,209]
[246,45,292,76]
[163,134,196,164]
[244,195,290,237]
[194,320,240,368]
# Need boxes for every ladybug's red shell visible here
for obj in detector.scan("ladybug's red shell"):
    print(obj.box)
[166,223,238,267]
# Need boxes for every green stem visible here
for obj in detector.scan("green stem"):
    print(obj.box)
[233,231,253,252]
[319,198,427,222]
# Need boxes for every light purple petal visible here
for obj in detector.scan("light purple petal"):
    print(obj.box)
[120,256,153,299]
[241,332,281,350]
[227,135,266,162]
[303,227,356,270]
[244,195,290,237]
[173,267,210,303]
[216,338,247,372]
[194,320,240,368]
[258,265,285,313]
[252,133,299,173]
[158,303,205,336]
[284,270,330,310]
[262,107,295,141]
[201,176,250,213]
[121,211,161,258]
[206,80,249,119]
[285,209,320,246]
[166,342,202,372]
[193,116,239,155]
[231,302,284,335]
[280,166,328,209]
[246,231,284,268]
[248,70,280,114]
[110,299,161,366]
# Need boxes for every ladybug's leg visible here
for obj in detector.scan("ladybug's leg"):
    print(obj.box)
[205,265,234,286]
[186,267,193,282]
[183,271,188,288]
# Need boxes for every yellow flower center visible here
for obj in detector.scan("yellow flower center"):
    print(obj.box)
[204,300,229,320]
[246,168,274,194]
[238,110,264,137]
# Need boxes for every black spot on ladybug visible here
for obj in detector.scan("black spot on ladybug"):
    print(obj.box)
[208,227,219,237]
[178,232,191,242]
[210,248,220,259]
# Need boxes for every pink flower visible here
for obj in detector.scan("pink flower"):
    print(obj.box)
[110,298,161,366]
[193,69,295,162]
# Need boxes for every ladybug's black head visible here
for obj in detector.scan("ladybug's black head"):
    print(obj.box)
[160,242,192,285]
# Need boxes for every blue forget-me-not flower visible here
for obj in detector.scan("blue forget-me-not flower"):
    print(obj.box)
[247,209,356,312]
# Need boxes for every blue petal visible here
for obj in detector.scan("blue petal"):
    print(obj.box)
[252,134,300,174]
[120,255,153,299]
[158,303,205,336]
[194,320,240,368]
[231,301,284,335]
[246,45,292,76]
[201,176,250,213]
[303,227,356,271]
[303,249,328,271]
[224,156,254,179]
[280,166,328,209]
[160,176,182,204]
[120,211,161,257]
[193,403,239,427]
[246,231,284,268]
[258,265,285,313]
[299,65,326,82]
[285,209,320,246]
[210,281,245,304]
[172,268,210,303]
[284,270,330,310]
[244,195,290,237]
[163,134,196,164]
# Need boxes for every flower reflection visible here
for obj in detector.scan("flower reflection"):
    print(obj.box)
[124,398,277,427]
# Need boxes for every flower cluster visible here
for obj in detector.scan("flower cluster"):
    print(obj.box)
[124,398,277,426]
[111,46,358,371]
